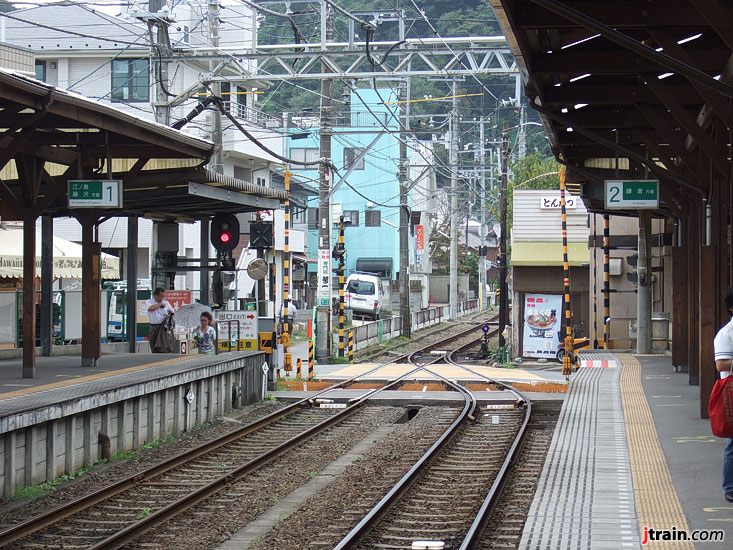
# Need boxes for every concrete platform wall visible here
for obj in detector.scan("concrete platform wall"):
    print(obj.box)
[0,353,265,499]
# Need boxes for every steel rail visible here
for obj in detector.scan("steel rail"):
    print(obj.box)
[0,318,489,548]
[88,365,433,550]
[447,338,533,550]
[334,320,532,550]
[0,351,421,548]
[333,341,481,550]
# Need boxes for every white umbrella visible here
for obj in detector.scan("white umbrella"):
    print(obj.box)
[174,302,212,329]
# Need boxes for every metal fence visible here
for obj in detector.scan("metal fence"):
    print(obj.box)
[350,300,479,351]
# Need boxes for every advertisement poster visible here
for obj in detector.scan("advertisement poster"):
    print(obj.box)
[136,290,191,324]
[522,293,562,359]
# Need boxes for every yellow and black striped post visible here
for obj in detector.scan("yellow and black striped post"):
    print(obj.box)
[283,169,292,371]
[603,214,610,349]
[559,168,574,376]
[348,329,354,364]
[592,215,598,348]
[296,357,302,379]
[337,216,346,357]
[308,339,314,379]
[271,262,276,308]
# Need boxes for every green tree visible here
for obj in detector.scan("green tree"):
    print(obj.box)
[428,225,479,289]
[488,152,561,231]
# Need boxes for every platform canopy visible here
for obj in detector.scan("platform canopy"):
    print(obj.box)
[0,68,286,220]
[491,0,733,217]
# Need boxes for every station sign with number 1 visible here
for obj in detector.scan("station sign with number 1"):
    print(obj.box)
[605,179,658,209]
[68,180,123,208]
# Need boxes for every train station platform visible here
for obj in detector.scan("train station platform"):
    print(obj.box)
[520,353,731,549]
[0,351,267,500]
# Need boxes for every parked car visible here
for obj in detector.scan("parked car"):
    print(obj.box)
[345,272,388,320]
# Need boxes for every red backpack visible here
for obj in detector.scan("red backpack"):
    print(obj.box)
[709,376,733,438]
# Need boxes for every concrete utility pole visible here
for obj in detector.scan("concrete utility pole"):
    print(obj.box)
[399,79,411,337]
[208,0,223,173]
[478,116,486,311]
[498,121,509,347]
[449,79,459,319]
[637,211,652,353]
[316,4,333,361]
[149,0,170,125]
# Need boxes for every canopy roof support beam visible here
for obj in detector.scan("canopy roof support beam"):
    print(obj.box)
[530,0,733,99]
[533,101,705,195]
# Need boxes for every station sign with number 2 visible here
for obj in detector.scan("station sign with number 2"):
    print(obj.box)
[605,179,658,209]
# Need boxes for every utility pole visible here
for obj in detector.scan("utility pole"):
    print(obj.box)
[208,0,223,173]
[399,78,411,337]
[147,2,174,291]
[498,121,509,347]
[316,3,333,361]
[449,79,459,319]
[515,73,526,160]
[149,1,170,126]
[478,116,486,311]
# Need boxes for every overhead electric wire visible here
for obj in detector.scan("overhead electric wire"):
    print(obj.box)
[210,93,324,167]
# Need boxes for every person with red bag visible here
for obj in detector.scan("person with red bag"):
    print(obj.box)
[712,285,733,503]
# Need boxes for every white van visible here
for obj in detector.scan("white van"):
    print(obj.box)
[345,272,388,320]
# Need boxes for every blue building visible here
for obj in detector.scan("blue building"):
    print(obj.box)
[286,87,406,281]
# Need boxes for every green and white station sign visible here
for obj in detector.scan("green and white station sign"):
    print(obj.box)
[68,180,123,208]
[604,179,658,209]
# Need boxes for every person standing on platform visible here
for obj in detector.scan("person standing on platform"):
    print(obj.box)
[147,287,175,353]
[713,285,733,503]
[194,311,216,355]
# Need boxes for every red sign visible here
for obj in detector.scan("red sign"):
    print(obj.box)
[416,225,424,251]
[165,290,192,312]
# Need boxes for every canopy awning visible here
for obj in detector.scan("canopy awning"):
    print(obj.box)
[0,224,120,279]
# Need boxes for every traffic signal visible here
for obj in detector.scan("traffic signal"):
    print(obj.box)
[250,221,274,249]
[212,270,236,306]
[332,244,345,260]
[478,246,489,257]
[211,213,240,253]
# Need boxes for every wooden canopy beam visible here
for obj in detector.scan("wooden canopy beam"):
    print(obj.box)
[518,1,708,29]
[644,75,730,177]
[689,0,733,51]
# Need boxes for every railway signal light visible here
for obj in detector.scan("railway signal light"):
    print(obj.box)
[211,213,240,253]
[212,270,236,306]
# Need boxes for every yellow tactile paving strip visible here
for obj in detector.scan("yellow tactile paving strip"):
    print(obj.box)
[0,356,189,400]
[619,354,694,549]
[325,362,547,383]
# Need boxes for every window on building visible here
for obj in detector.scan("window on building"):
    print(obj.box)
[307,207,318,230]
[256,176,267,186]
[343,210,360,227]
[291,148,319,164]
[365,210,381,227]
[343,147,365,170]
[34,61,46,82]
[111,59,150,102]
[183,26,190,44]
[292,207,307,225]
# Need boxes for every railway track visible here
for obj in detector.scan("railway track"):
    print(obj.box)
[0,355,443,550]
[334,321,535,550]
[0,317,500,550]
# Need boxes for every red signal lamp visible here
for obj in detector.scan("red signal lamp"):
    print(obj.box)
[220,232,231,243]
